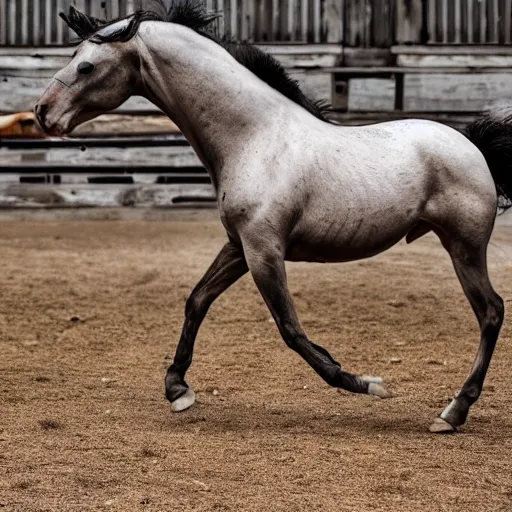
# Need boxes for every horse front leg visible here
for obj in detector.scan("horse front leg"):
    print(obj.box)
[165,241,248,411]
[241,234,391,398]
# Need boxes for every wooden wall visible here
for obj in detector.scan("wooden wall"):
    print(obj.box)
[2,0,511,47]
[0,0,343,45]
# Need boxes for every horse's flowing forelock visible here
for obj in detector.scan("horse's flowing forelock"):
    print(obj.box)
[59,0,333,123]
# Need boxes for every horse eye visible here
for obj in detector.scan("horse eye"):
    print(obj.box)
[77,61,95,75]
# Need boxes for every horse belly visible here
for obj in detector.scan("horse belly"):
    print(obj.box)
[286,213,419,263]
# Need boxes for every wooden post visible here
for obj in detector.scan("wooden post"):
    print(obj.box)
[504,0,512,44]
[480,0,487,43]
[231,0,238,38]
[20,0,29,44]
[467,0,473,43]
[7,0,15,44]
[322,0,342,43]
[118,0,127,16]
[396,0,423,43]
[0,0,6,46]
[313,0,321,42]
[301,0,308,42]
[490,0,499,43]
[454,0,461,43]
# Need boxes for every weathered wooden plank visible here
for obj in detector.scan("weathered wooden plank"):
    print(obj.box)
[441,0,448,43]
[426,0,435,42]
[16,0,25,44]
[392,44,512,55]
[0,183,216,208]
[454,0,461,43]
[396,0,423,43]
[313,0,321,42]
[58,0,67,44]
[486,0,497,43]
[230,0,238,37]
[7,0,16,45]
[322,0,342,43]
[396,54,512,68]
[44,0,52,45]
[504,0,512,44]
[343,47,390,66]
[493,0,500,43]
[348,77,395,111]
[248,0,256,40]
[404,73,512,112]
[241,0,250,40]
[288,69,332,103]
[346,0,366,46]
[466,0,473,43]
[20,0,29,44]
[323,65,512,74]
[261,44,341,66]
[272,0,280,38]
[216,0,225,35]
[286,0,294,41]
[372,0,393,47]
[480,0,487,43]
[301,0,309,41]
[1,146,202,168]
[0,55,72,74]
[72,114,179,136]
[290,0,300,40]
[110,0,120,19]
[0,173,207,187]
[0,0,6,45]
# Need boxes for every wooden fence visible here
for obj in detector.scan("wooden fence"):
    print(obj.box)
[0,0,342,45]
[1,0,512,46]
[426,0,512,44]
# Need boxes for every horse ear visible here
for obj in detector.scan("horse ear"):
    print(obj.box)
[59,5,105,39]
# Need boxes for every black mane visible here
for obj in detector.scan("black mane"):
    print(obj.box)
[60,1,333,123]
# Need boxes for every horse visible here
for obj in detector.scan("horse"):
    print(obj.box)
[34,1,511,433]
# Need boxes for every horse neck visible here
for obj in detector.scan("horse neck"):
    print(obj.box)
[136,23,276,182]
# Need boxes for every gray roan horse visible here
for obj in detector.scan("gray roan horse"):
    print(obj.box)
[35,2,511,433]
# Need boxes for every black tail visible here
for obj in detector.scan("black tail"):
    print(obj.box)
[465,105,512,213]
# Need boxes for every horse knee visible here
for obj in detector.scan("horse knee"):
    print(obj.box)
[485,295,504,329]
[185,292,208,319]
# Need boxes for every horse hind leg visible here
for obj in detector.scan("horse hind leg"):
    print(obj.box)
[430,235,504,433]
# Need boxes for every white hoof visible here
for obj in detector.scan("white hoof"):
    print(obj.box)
[170,388,195,412]
[429,417,456,434]
[368,382,393,398]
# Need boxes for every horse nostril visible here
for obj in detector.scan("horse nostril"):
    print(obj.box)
[35,103,49,129]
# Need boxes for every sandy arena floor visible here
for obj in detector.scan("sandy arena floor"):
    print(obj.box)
[1,209,512,512]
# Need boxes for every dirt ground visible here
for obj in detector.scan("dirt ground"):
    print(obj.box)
[1,208,512,512]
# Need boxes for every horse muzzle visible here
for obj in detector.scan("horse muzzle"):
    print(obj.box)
[34,80,71,136]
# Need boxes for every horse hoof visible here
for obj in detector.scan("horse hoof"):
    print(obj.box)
[367,381,393,398]
[170,387,195,412]
[429,417,456,434]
